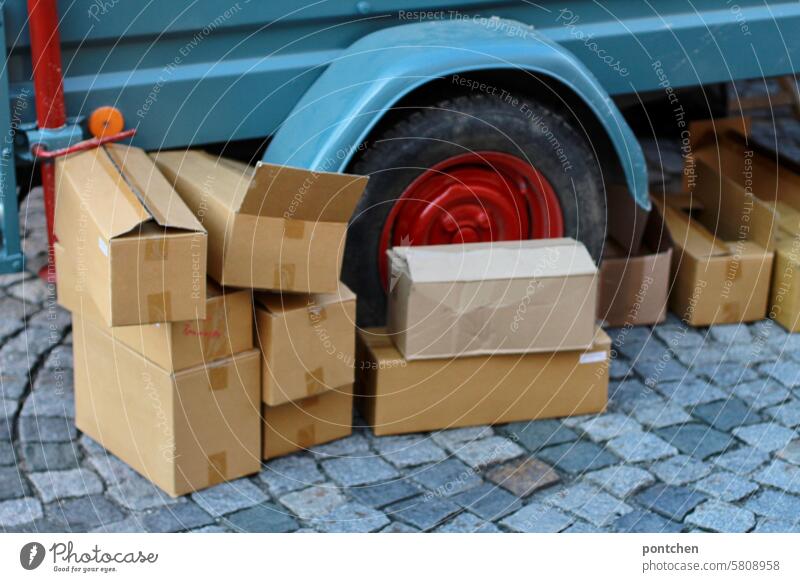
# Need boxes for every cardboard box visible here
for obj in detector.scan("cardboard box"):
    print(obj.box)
[152,151,367,293]
[255,283,355,406]
[386,239,597,360]
[654,194,773,326]
[598,207,673,327]
[356,327,609,436]
[72,315,261,497]
[55,242,252,371]
[262,384,353,460]
[55,144,207,326]
[687,118,800,330]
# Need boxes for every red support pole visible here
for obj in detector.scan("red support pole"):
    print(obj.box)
[27,0,66,281]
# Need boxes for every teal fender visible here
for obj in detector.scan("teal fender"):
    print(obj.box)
[264,18,649,209]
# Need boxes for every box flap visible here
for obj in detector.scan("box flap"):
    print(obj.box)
[245,162,367,222]
[653,195,729,258]
[254,281,356,314]
[389,239,596,283]
[689,117,751,152]
[104,145,205,233]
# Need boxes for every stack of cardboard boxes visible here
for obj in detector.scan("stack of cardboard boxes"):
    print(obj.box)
[356,239,611,436]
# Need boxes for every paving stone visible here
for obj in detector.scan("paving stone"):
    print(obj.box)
[20,390,74,418]
[450,483,522,521]
[560,414,595,428]
[612,509,683,533]
[612,330,669,362]
[79,434,106,457]
[692,363,759,386]
[633,357,688,385]
[500,501,574,533]
[711,445,770,475]
[191,525,229,533]
[762,360,800,388]
[499,419,577,450]
[617,390,692,428]
[259,455,324,496]
[430,426,494,450]
[385,495,460,531]
[694,471,758,502]
[20,442,79,471]
[32,369,72,393]
[577,413,642,441]
[609,357,633,380]
[709,323,753,344]
[635,484,707,521]
[191,479,267,517]
[753,459,800,494]
[485,457,560,497]
[776,439,800,465]
[380,521,420,533]
[538,441,619,475]
[765,399,800,427]
[107,478,182,511]
[651,455,712,485]
[373,435,447,468]
[435,511,500,533]
[313,501,389,533]
[563,521,604,533]
[733,422,796,452]
[0,497,43,527]
[28,468,103,503]
[7,278,50,304]
[657,424,735,459]
[0,317,24,342]
[221,503,298,533]
[322,456,399,486]
[545,482,632,527]
[685,501,755,533]
[744,489,800,521]
[0,399,17,440]
[349,479,421,508]
[279,485,346,520]
[0,441,14,465]
[585,465,655,498]
[0,466,29,500]
[609,379,652,410]
[140,501,213,532]
[0,375,27,401]
[18,415,76,442]
[310,433,370,458]
[653,323,707,349]
[46,494,125,531]
[656,378,727,407]
[692,398,761,432]
[733,379,791,409]
[90,517,144,533]
[607,432,677,463]
[753,518,800,533]
[86,453,142,485]
[41,345,72,371]
[410,459,482,496]
[452,436,524,469]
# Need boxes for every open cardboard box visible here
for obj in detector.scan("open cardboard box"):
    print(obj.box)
[55,144,207,326]
[152,151,366,294]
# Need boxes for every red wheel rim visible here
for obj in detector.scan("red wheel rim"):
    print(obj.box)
[379,151,565,288]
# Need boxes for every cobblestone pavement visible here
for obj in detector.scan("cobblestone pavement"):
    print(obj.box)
[4,118,800,533]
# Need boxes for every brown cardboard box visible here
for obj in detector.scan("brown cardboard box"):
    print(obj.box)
[599,207,673,327]
[55,242,252,371]
[254,283,355,406]
[386,239,597,360]
[152,151,367,293]
[356,327,609,436]
[653,195,773,326]
[72,314,261,497]
[687,118,800,330]
[262,384,353,460]
[55,144,207,326]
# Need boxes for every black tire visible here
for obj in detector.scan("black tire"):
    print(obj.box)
[344,92,607,327]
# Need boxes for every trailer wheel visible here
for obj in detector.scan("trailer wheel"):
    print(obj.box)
[345,92,606,326]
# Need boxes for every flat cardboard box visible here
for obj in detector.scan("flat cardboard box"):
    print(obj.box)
[262,384,353,460]
[255,283,355,406]
[687,118,800,331]
[356,327,609,436]
[386,239,597,360]
[599,206,673,327]
[653,194,773,326]
[55,242,252,371]
[152,151,367,293]
[72,315,261,497]
[55,144,207,326]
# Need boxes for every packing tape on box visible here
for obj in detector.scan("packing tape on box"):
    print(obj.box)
[295,424,316,449]
[307,304,327,323]
[283,219,306,240]
[305,367,325,396]
[207,451,228,487]
[273,264,296,289]
[147,291,172,321]
[144,238,168,261]
[208,367,229,391]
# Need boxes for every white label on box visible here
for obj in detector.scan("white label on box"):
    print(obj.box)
[98,237,109,257]
[580,351,607,365]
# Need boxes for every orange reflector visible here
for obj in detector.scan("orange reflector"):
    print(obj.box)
[88,106,124,138]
